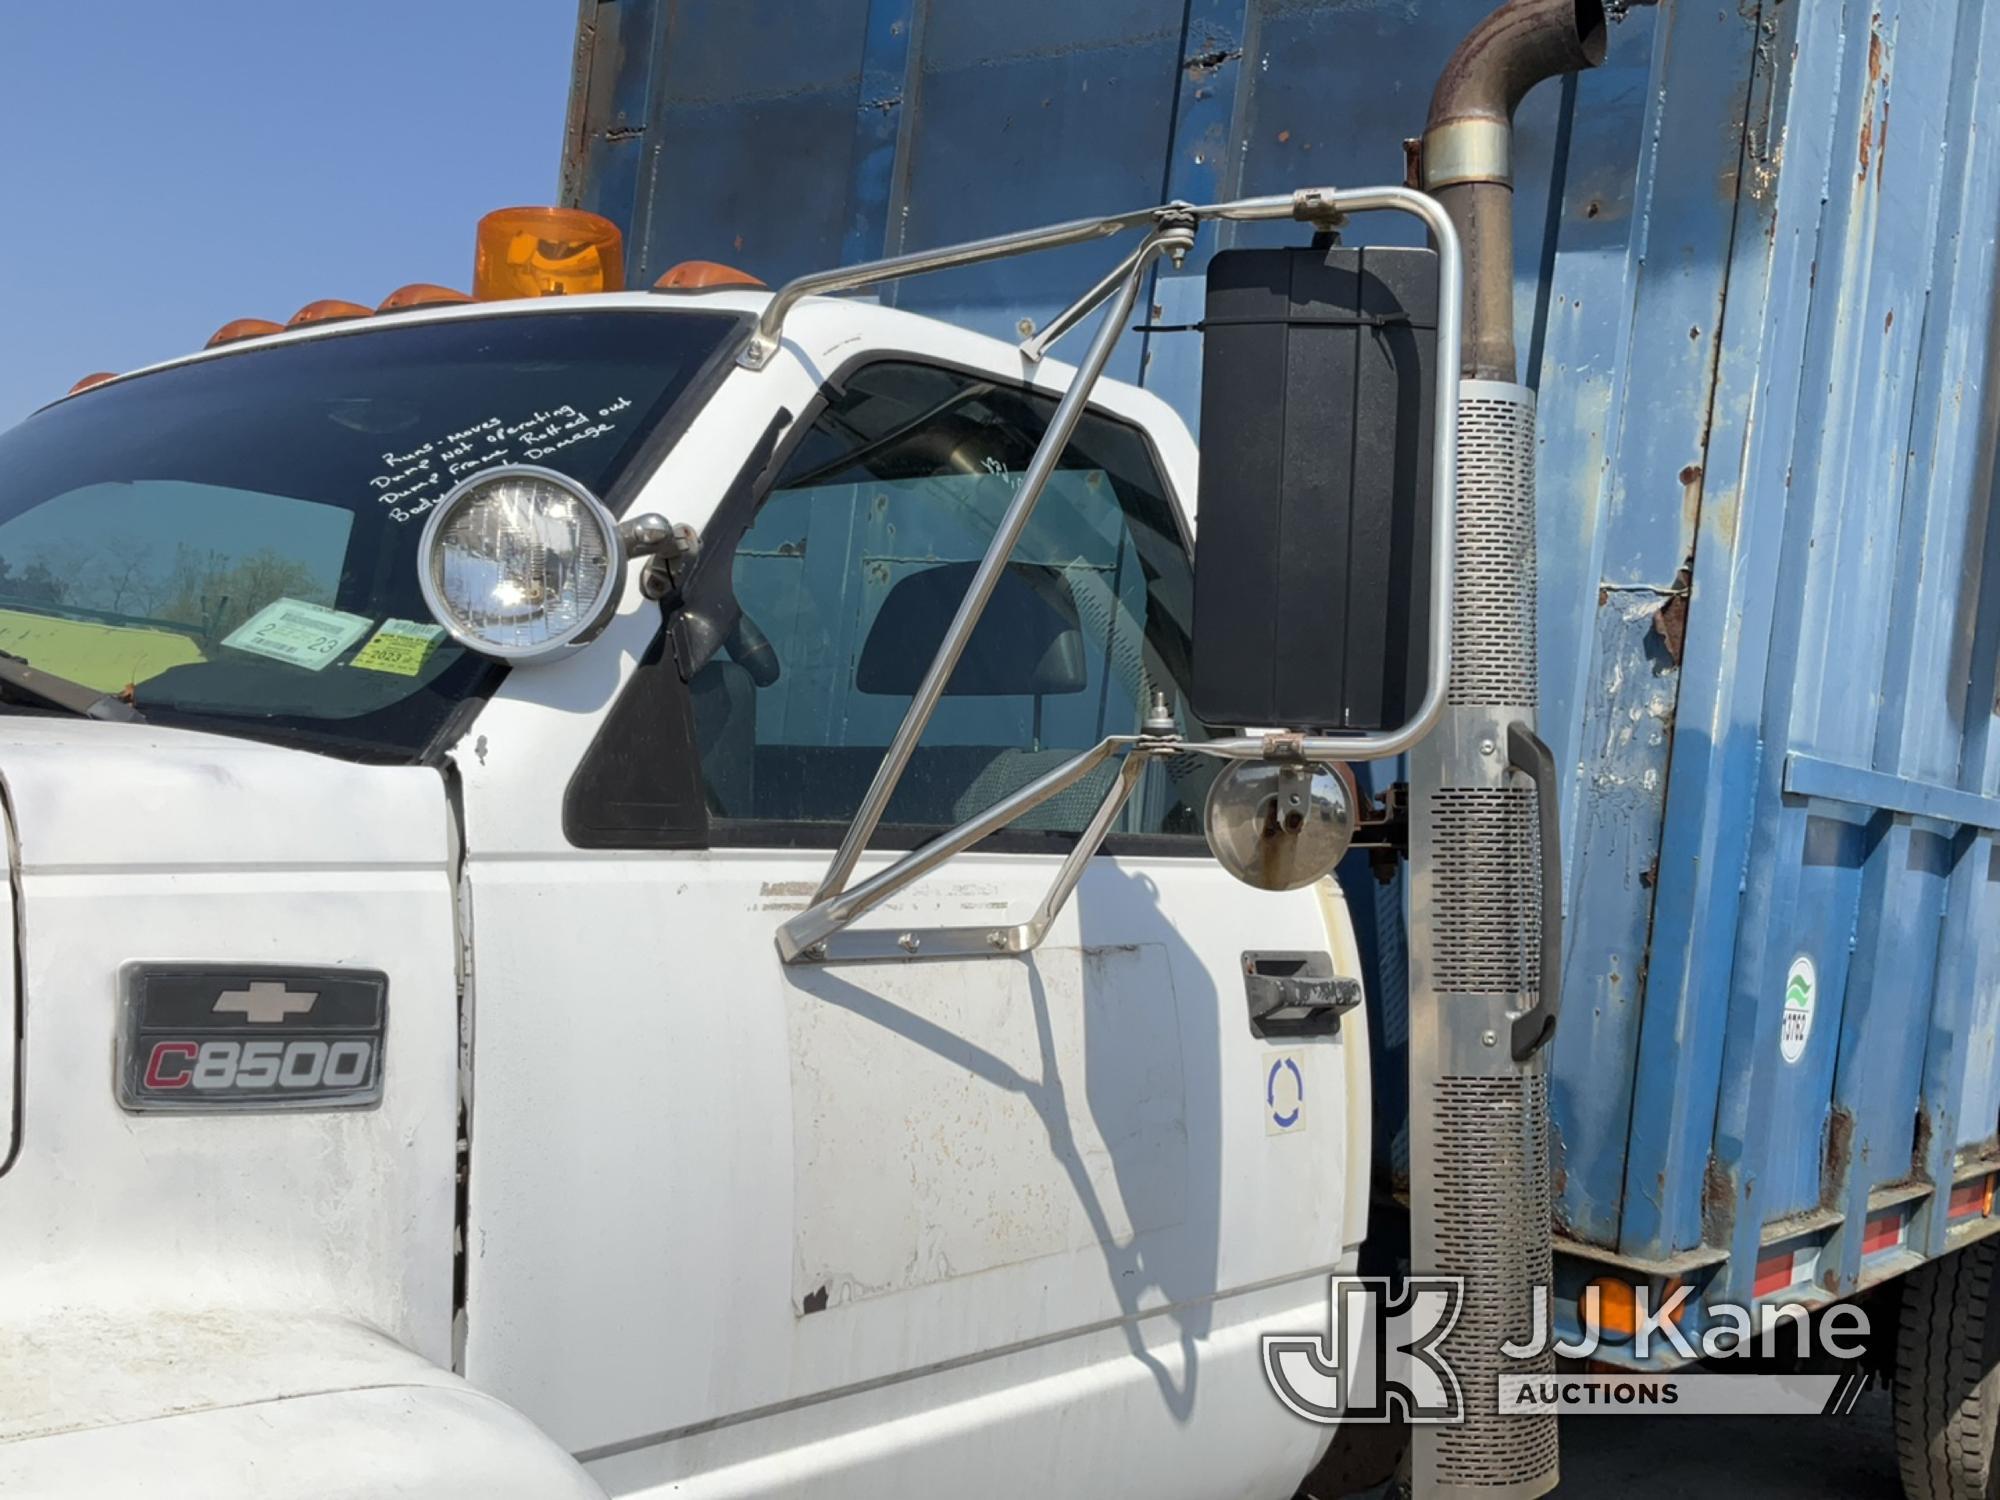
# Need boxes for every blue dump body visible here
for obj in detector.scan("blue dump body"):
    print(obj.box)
[566,0,2000,1306]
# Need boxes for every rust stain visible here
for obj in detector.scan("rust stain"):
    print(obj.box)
[1703,1154,1737,1245]
[1822,1107,1855,1212]
[1679,463,1705,532]
[1860,21,1886,180]
[1707,484,1740,549]
[1653,563,1694,669]
[1885,309,1895,334]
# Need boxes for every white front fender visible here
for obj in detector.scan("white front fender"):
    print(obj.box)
[0,1309,601,1499]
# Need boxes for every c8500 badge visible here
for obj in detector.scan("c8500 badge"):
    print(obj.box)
[118,964,387,1112]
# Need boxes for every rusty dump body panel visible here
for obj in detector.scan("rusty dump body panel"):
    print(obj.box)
[566,0,2000,1323]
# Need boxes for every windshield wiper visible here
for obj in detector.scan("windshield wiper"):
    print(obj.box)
[0,653,144,723]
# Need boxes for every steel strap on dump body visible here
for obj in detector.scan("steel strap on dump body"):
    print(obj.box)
[761,185,1463,966]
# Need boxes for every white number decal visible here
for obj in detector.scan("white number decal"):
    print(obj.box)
[173,1037,372,1093]
[192,1041,240,1088]
[280,1040,328,1088]
[323,1040,371,1088]
[235,1039,283,1088]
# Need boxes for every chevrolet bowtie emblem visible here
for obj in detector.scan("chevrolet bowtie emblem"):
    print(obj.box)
[212,981,319,1024]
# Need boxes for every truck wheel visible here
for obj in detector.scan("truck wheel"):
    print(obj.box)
[1895,1239,2000,1500]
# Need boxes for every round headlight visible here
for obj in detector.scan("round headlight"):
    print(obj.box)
[417,465,625,660]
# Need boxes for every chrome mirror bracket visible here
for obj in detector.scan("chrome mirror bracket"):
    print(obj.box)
[617,513,700,561]
[755,184,1463,965]
[778,736,1158,967]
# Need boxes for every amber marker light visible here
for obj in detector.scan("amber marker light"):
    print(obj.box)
[206,318,285,348]
[288,299,374,328]
[655,259,765,290]
[378,283,473,313]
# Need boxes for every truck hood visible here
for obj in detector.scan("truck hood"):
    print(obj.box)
[0,714,464,1426]
[0,717,447,872]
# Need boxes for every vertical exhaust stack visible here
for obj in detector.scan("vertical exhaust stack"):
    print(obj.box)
[1424,0,1608,379]
[1410,4,1603,1499]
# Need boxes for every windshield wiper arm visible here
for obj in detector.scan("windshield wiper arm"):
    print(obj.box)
[0,653,144,723]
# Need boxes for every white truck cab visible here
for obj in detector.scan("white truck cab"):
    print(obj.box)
[0,282,1377,1498]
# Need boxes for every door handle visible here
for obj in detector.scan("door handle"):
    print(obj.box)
[1507,721,1563,1061]
[1243,952,1363,1038]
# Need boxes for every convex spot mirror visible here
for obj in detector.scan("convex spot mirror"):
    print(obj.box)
[419,464,693,662]
[1205,759,1358,891]
[1190,244,1439,734]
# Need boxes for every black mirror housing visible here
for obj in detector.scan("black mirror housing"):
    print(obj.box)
[1190,244,1439,732]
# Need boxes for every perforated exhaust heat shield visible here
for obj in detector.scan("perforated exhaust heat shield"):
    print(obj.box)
[1408,381,1559,1500]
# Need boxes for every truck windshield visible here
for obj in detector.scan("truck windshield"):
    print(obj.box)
[0,308,737,759]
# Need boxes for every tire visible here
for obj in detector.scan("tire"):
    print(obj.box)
[1895,1239,2000,1500]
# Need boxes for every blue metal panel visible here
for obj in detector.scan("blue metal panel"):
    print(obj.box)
[570,0,2000,1292]
[1827,821,1948,1293]
[887,2,1189,384]
[1537,0,1756,1248]
[626,0,879,285]
[838,0,922,268]
[1837,0,2000,1283]
[563,0,667,235]
[1618,0,1846,1262]
[1528,22,1654,1245]
[1707,0,1980,1299]
[1136,0,1255,421]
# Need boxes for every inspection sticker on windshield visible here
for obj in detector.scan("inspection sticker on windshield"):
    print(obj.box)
[222,597,372,671]
[351,618,446,677]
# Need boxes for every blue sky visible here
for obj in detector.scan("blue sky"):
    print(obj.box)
[0,2,575,428]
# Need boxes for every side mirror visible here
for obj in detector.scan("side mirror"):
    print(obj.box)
[1189,244,1440,735]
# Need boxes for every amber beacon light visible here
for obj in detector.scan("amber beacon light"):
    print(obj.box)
[474,207,625,301]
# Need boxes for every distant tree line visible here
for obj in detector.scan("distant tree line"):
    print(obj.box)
[0,544,326,647]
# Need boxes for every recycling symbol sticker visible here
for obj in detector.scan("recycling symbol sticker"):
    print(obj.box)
[1266,1054,1305,1135]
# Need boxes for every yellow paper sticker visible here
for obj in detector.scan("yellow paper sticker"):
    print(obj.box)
[351,618,447,677]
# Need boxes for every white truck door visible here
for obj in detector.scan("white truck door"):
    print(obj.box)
[460,351,1370,1500]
